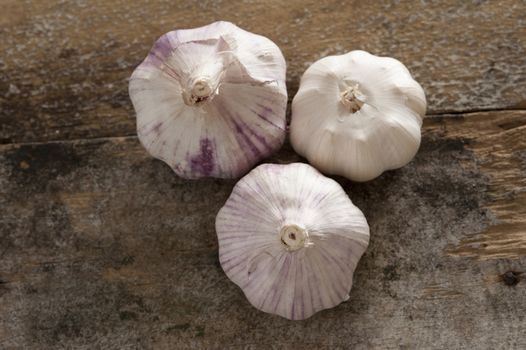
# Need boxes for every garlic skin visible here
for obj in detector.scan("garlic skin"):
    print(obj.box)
[216,163,369,320]
[129,21,287,179]
[290,50,426,182]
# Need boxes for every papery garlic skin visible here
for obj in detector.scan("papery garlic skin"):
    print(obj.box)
[291,50,426,182]
[216,163,369,320]
[129,21,287,179]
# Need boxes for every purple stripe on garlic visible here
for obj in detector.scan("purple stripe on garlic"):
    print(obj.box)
[188,138,215,176]
[129,21,287,179]
[216,163,370,320]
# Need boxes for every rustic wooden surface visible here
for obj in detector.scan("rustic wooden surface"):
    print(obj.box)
[1,1,525,349]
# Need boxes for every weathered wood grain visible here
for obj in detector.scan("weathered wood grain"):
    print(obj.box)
[1,111,524,349]
[428,111,526,260]
[1,0,525,144]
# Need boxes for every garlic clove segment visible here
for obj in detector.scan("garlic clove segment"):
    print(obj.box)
[290,50,426,182]
[216,162,369,320]
[129,21,287,179]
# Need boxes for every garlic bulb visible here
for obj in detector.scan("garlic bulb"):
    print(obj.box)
[216,162,369,320]
[290,50,426,182]
[129,21,287,179]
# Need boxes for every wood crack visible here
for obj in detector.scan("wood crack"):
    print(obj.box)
[1,109,526,147]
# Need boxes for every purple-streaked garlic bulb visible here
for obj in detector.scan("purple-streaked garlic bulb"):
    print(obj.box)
[129,21,287,179]
[216,163,370,320]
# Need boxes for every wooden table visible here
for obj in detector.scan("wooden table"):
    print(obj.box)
[1,1,525,349]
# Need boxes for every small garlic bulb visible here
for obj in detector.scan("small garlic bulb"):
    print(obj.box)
[291,50,426,182]
[216,163,369,320]
[129,21,287,179]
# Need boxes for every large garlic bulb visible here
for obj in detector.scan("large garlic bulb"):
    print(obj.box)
[291,50,426,182]
[216,163,369,320]
[129,21,287,179]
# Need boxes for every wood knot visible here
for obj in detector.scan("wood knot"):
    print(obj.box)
[501,271,520,286]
